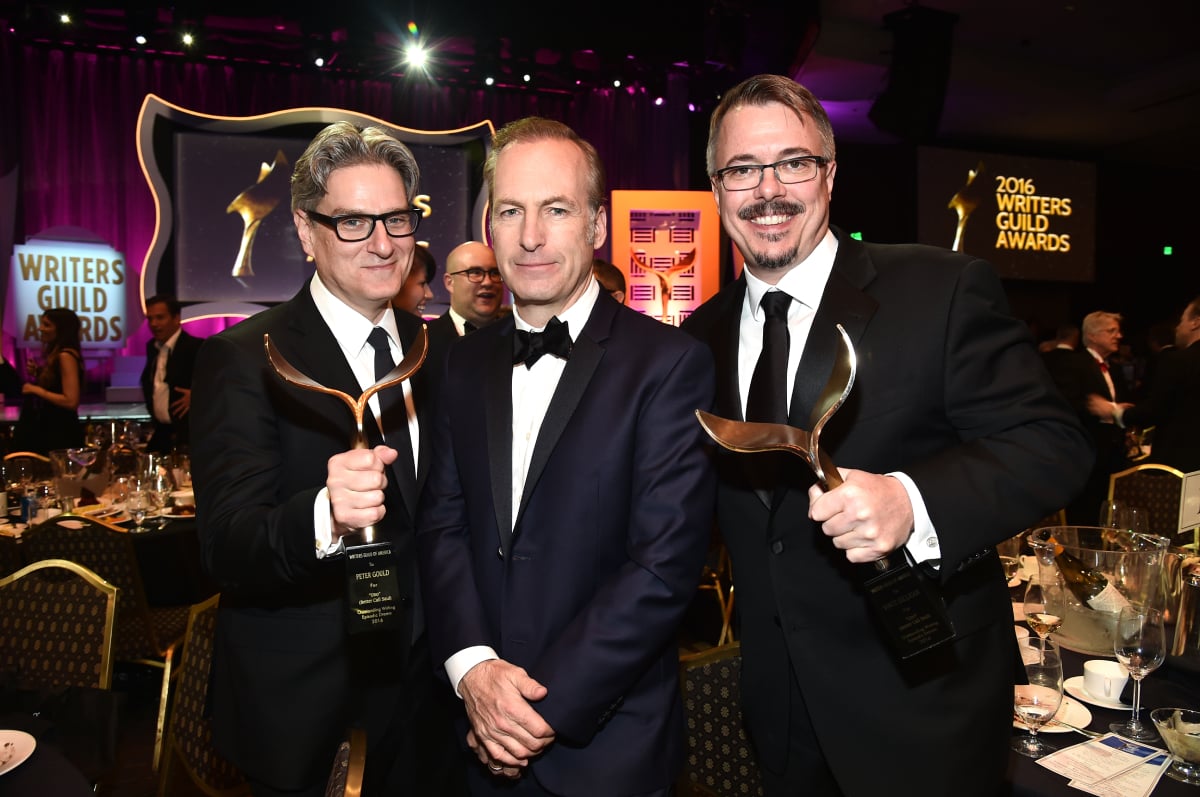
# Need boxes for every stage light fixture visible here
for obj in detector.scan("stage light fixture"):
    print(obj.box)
[181,32,194,46]
[314,56,325,67]
[523,73,531,82]
[135,34,147,45]
[612,79,621,88]
[485,76,495,86]
[404,42,428,70]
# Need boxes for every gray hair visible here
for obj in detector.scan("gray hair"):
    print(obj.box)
[291,121,420,212]
[706,74,837,176]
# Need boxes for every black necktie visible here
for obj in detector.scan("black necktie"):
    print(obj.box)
[463,321,478,335]
[367,328,415,461]
[745,291,792,424]
[513,317,572,368]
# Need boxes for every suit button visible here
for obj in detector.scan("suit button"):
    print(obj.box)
[771,540,784,554]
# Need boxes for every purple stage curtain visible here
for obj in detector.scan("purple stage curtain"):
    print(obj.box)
[1,39,694,360]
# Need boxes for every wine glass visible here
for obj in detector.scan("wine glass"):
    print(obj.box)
[126,490,154,533]
[142,466,174,526]
[1013,636,1064,758]
[1024,578,1064,640]
[1110,604,1166,742]
[67,446,99,469]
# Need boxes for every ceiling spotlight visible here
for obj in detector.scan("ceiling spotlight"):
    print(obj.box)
[59,13,71,24]
[135,34,147,45]
[523,73,531,82]
[404,42,428,70]
[314,56,325,68]
[181,32,194,46]
[612,79,621,88]
[484,76,495,86]
[654,96,664,107]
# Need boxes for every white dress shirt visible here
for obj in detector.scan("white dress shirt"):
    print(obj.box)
[308,274,420,556]
[739,230,940,565]
[152,328,182,423]
[444,277,601,696]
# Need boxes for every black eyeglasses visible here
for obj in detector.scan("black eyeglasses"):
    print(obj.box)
[305,209,421,242]
[448,267,503,284]
[713,156,829,191]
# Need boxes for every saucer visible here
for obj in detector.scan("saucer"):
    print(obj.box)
[1064,675,1132,710]
[0,729,36,776]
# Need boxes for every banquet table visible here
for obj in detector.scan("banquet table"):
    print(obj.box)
[1009,637,1200,796]
[0,713,94,797]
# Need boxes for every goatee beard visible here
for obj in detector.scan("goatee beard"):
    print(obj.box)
[738,200,805,272]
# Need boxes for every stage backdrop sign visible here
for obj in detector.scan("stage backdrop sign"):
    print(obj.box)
[610,190,721,326]
[137,94,493,322]
[916,146,1097,282]
[6,233,128,349]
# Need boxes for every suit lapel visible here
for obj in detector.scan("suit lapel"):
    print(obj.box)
[485,320,516,557]
[711,279,747,421]
[382,310,420,515]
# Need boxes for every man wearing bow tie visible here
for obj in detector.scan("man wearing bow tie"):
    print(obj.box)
[417,117,715,796]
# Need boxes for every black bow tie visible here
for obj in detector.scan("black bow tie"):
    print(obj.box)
[512,317,572,368]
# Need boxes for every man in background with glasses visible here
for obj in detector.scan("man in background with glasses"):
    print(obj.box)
[426,241,504,394]
[682,74,1090,796]
[193,121,465,797]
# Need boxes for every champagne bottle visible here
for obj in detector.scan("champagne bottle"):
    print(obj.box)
[1052,540,1131,613]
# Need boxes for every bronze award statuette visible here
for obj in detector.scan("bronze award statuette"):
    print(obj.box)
[264,328,427,635]
[695,324,955,660]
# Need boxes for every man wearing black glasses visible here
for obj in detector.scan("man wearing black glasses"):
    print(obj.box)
[683,75,1090,796]
[192,121,465,797]
[426,241,504,392]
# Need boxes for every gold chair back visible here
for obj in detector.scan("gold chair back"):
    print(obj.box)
[157,594,250,797]
[0,557,117,690]
[1108,463,1186,536]
[21,514,189,770]
[324,727,366,797]
[678,642,764,797]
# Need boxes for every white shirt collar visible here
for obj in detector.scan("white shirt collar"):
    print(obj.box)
[308,274,401,361]
[512,276,599,341]
[743,228,838,318]
[158,327,182,352]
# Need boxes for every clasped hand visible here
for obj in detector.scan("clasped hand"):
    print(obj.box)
[460,659,555,778]
[326,445,396,541]
[809,469,914,564]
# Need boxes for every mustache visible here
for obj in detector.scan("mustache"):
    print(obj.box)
[738,200,805,221]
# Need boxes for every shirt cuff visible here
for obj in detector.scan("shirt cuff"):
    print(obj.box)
[1113,403,1127,428]
[313,487,344,559]
[446,646,500,698]
[889,471,940,568]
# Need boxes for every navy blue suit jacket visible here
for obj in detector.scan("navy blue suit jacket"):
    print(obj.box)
[417,294,715,795]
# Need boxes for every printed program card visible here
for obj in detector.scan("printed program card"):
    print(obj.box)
[1037,733,1163,785]
[1069,752,1171,797]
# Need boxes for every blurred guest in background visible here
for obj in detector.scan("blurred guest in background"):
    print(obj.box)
[591,258,626,304]
[1059,310,1131,523]
[1090,296,1200,473]
[393,244,437,317]
[431,241,503,339]
[682,74,1090,797]
[12,307,84,454]
[140,295,202,454]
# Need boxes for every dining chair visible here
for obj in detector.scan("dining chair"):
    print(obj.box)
[324,727,366,797]
[697,541,736,646]
[20,514,189,771]
[156,594,251,797]
[2,450,53,481]
[677,642,764,797]
[1108,463,1187,537]
[0,557,117,690]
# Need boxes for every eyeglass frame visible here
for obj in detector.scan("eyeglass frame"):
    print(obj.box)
[447,267,504,284]
[303,208,422,242]
[712,155,830,191]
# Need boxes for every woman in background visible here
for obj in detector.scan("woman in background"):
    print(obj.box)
[12,307,85,454]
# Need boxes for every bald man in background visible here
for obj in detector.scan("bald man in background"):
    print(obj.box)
[425,242,503,390]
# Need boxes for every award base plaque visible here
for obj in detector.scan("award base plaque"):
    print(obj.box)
[863,556,956,660]
[345,542,403,634]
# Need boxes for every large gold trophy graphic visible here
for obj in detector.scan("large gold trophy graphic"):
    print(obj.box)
[227,150,291,279]
[264,328,427,634]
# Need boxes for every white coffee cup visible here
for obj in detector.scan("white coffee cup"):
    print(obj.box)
[1083,659,1129,700]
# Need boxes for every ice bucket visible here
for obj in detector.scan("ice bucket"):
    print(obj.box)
[1027,526,1169,656]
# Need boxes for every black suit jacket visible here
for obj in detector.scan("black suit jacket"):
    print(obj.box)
[1124,340,1200,473]
[682,229,1091,794]
[140,329,202,448]
[191,285,432,789]
[417,294,715,795]
[423,311,460,400]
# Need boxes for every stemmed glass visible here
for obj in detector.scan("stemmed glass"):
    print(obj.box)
[126,490,153,533]
[1013,636,1064,758]
[1110,604,1166,742]
[143,468,174,527]
[1100,500,1149,533]
[1024,578,1064,640]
